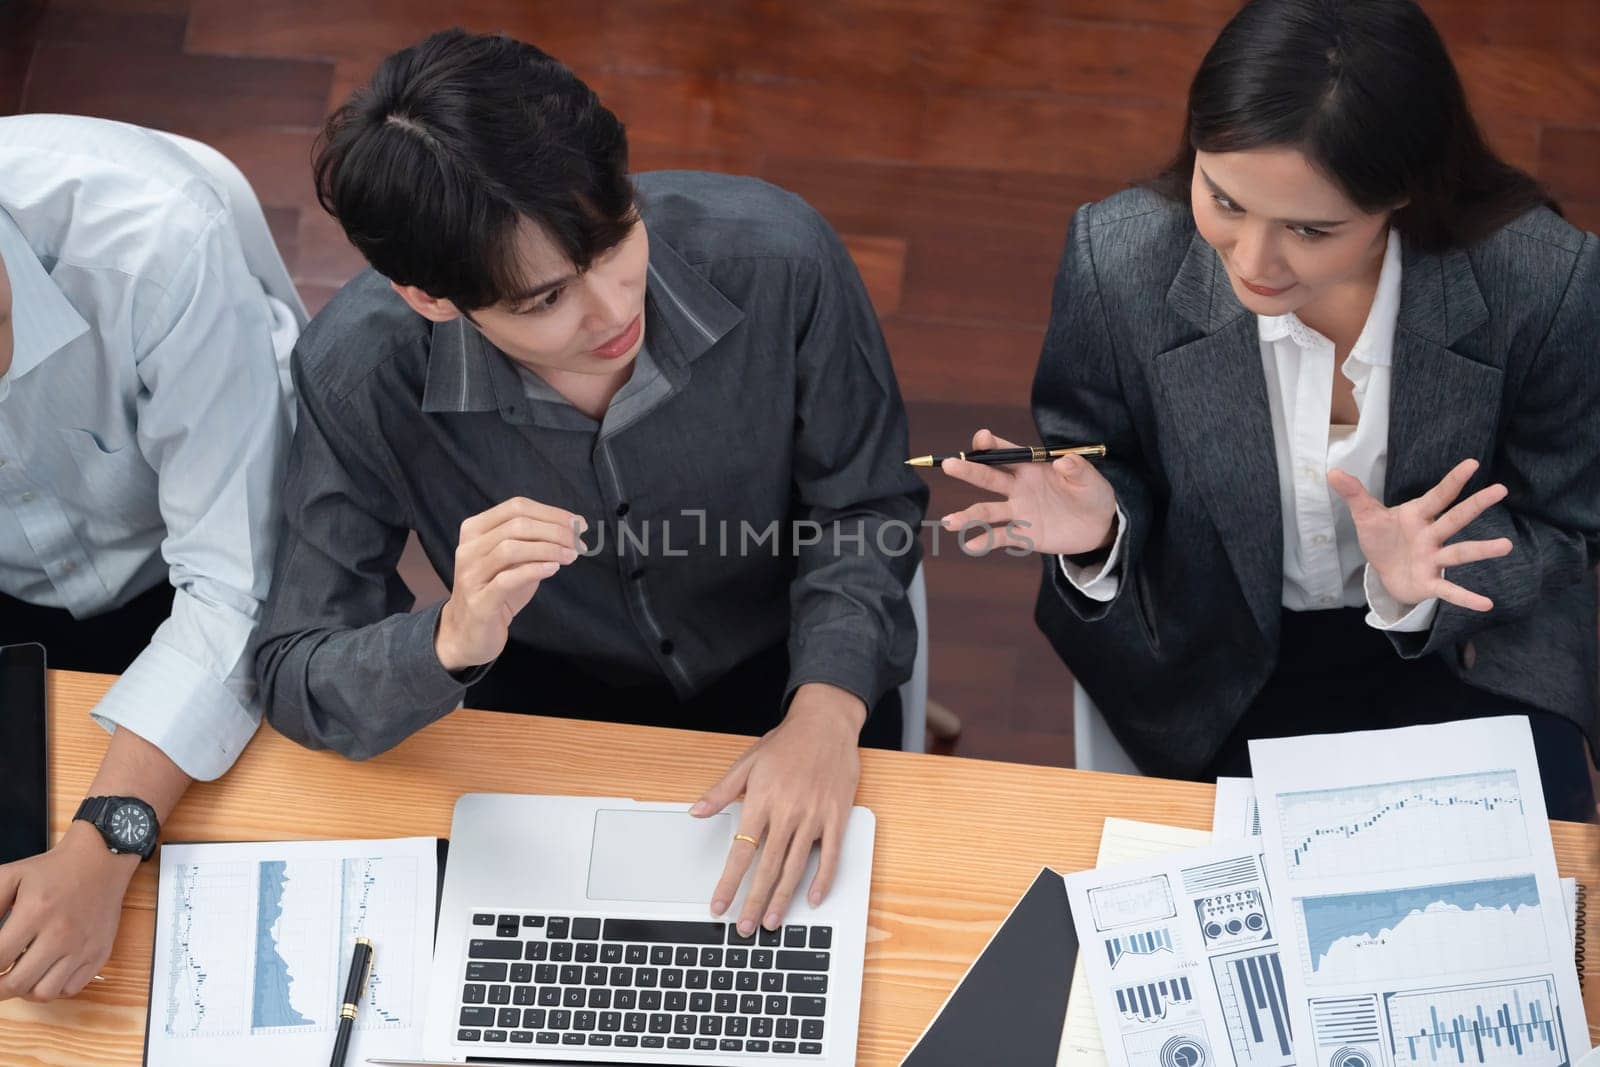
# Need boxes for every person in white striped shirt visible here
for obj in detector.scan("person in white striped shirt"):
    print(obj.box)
[0,114,295,1002]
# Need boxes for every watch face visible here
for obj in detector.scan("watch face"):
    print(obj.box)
[109,803,152,848]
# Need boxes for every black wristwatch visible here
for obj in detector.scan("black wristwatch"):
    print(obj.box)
[73,796,160,861]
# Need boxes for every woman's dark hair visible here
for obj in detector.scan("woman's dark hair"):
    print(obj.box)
[1151,0,1557,252]
[313,28,637,311]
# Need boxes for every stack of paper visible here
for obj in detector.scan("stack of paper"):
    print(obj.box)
[1251,718,1586,1067]
[1060,717,1590,1067]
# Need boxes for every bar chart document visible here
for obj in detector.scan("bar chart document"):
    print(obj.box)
[147,837,437,1066]
[1250,717,1589,1067]
[1058,818,1214,1067]
[1065,843,1292,1067]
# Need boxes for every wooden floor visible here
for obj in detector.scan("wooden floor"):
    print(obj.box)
[3,0,1598,767]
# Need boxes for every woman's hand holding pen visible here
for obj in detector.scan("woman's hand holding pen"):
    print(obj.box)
[1329,458,1513,613]
[936,429,1119,556]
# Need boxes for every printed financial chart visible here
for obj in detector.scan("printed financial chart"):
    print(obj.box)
[1275,771,1529,881]
[1213,947,1293,1067]
[1294,877,1547,985]
[1115,975,1197,1024]
[163,856,419,1039]
[1123,1023,1214,1067]
[1384,977,1569,1067]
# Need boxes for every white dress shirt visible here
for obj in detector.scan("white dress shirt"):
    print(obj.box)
[0,114,294,779]
[1063,227,1438,632]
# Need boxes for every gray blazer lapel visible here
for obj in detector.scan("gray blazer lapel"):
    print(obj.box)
[1154,234,1283,639]
[1386,244,1501,504]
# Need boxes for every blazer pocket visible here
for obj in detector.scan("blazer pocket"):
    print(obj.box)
[1132,565,1160,652]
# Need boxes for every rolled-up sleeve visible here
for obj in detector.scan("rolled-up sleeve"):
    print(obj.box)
[784,215,929,710]
[92,215,290,780]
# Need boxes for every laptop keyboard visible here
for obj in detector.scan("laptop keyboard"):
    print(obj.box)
[458,912,834,1056]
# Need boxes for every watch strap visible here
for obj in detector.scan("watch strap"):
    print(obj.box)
[73,796,108,826]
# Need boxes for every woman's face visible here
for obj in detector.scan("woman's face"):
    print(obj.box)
[1190,147,1393,318]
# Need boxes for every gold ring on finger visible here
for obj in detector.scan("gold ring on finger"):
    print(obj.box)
[734,833,760,847]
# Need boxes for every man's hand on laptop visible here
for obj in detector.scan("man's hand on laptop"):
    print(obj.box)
[693,682,866,933]
[434,497,588,672]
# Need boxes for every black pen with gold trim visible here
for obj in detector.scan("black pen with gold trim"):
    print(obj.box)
[330,937,373,1067]
[905,443,1107,468]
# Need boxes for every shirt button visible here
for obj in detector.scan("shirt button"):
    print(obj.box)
[61,561,76,575]
[1311,533,1330,546]
[19,491,34,503]
[1320,596,1338,607]
[0,458,7,469]
[659,639,675,656]
[616,502,631,518]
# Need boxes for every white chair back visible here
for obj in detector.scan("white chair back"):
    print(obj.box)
[899,563,930,753]
[1072,677,1142,775]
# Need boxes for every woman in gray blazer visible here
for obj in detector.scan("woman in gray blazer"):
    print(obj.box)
[941,0,1599,821]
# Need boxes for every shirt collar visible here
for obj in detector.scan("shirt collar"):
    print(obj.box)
[0,206,91,396]
[420,315,511,414]
[1257,226,1403,366]
[515,342,661,405]
[419,221,744,416]
[640,225,743,368]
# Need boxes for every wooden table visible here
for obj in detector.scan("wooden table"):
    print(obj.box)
[4,671,1599,1064]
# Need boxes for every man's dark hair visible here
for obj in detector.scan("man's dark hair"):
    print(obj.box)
[313,28,637,311]
[1150,0,1557,253]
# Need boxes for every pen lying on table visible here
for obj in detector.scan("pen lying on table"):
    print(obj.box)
[904,443,1107,468]
[330,936,373,1067]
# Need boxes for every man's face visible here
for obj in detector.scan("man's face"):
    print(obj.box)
[0,251,13,379]
[398,217,652,379]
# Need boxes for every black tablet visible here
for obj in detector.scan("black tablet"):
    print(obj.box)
[0,642,49,864]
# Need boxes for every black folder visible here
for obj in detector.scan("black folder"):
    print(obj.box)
[901,866,1080,1066]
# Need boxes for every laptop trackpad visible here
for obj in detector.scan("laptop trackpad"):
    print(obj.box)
[588,809,736,903]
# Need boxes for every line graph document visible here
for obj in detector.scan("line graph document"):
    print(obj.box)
[147,837,436,1066]
[1210,777,1580,945]
[1250,717,1589,1067]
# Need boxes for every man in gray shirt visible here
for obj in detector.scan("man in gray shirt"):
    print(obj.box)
[256,30,926,934]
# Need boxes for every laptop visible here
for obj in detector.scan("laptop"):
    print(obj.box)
[379,793,876,1066]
